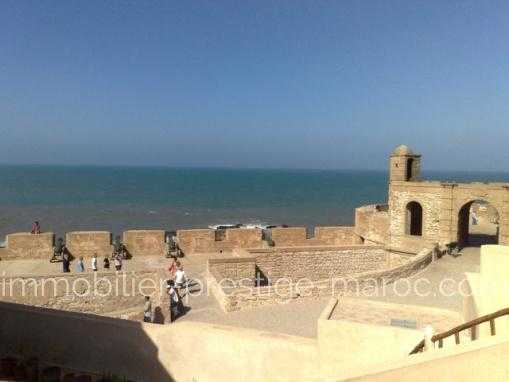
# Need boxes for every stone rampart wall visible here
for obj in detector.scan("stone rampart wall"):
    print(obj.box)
[314,226,363,246]
[0,269,163,316]
[3,232,55,260]
[66,231,113,258]
[208,257,256,285]
[210,248,434,312]
[176,229,216,254]
[270,227,308,246]
[250,246,387,282]
[123,229,166,257]
[224,228,264,248]
[354,205,390,245]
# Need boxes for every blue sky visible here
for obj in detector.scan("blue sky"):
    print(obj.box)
[1,1,508,171]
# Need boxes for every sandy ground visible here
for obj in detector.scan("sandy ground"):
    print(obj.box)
[0,247,481,338]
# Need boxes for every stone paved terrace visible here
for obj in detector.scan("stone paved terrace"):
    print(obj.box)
[0,247,480,339]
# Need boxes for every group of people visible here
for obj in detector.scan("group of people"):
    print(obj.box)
[143,256,188,323]
[166,257,188,322]
[62,252,124,273]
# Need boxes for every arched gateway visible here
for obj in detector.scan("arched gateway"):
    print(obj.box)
[457,200,500,247]
[387,145,509,253]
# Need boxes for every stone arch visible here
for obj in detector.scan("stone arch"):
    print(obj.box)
[406,201,423,236]
[457,199,500,248]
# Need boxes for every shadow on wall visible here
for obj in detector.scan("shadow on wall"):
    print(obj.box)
[0,301,174,382]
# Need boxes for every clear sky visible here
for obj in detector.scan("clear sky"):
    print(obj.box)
[1,1,508,171]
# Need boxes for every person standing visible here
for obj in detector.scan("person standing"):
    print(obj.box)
[175,265,187,290]
[166,280,184,322]
[31,221,41,234]
[103,257,110,270]
[62,252,70,273]
[114,255,122,271]
[168,257,180,278]
[143,296,152,323]
[76,257,85,272]
[91,253,98,272]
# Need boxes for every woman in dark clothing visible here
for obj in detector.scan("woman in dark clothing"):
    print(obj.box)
[62,252,70,273]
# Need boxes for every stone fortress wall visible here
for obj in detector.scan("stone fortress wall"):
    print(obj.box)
[1,144,506,263]
[208,247,435,312]
[387,145,509,253]
[0,225,368,261]
[0,269,165,318]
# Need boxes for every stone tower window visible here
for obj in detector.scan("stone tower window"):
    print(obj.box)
[406,201,423,236]
[406,158,414,181]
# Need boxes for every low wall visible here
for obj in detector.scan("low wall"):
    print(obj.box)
[2,232,55,260]
[210,248,434,312]
[251,245,387,282]
[66,231,113,258]
[270,227,308,246]
[123,229,166,257]
[314,226,363,246]
[208,256,256,285]
[347,334,509,381]
[0,302,174,382]
[355,205,390,245]
[0,302,320,382]
[0,269,163,316]
[318,299,424,380]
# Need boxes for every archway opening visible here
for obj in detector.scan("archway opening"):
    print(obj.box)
[458,200,499,248]
[406,201,423,236]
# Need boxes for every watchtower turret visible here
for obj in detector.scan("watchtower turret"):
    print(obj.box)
[390,145,421,182]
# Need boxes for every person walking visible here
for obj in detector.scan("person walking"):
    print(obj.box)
[143,296,152,323]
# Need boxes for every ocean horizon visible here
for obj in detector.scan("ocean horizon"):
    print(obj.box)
[1,164,508,240]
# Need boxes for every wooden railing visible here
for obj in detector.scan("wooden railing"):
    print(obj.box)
[409,307,509,355]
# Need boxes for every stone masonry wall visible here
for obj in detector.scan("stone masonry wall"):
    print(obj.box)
[251,246,387,283]
[208,257,256,286]
[224,228,264,248]
[210,248,434,312]
[389,182,442,253]
[314,227,363,246]
[176,229,216,254]
[270,227,308,246]
[354,205,390,245]
[3,232,55,260]
[0,269,162,316]
[389,180,509,251]
[66,231,113,258]
[123,229,167,257]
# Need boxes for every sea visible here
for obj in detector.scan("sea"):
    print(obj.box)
[0,165,508,240]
